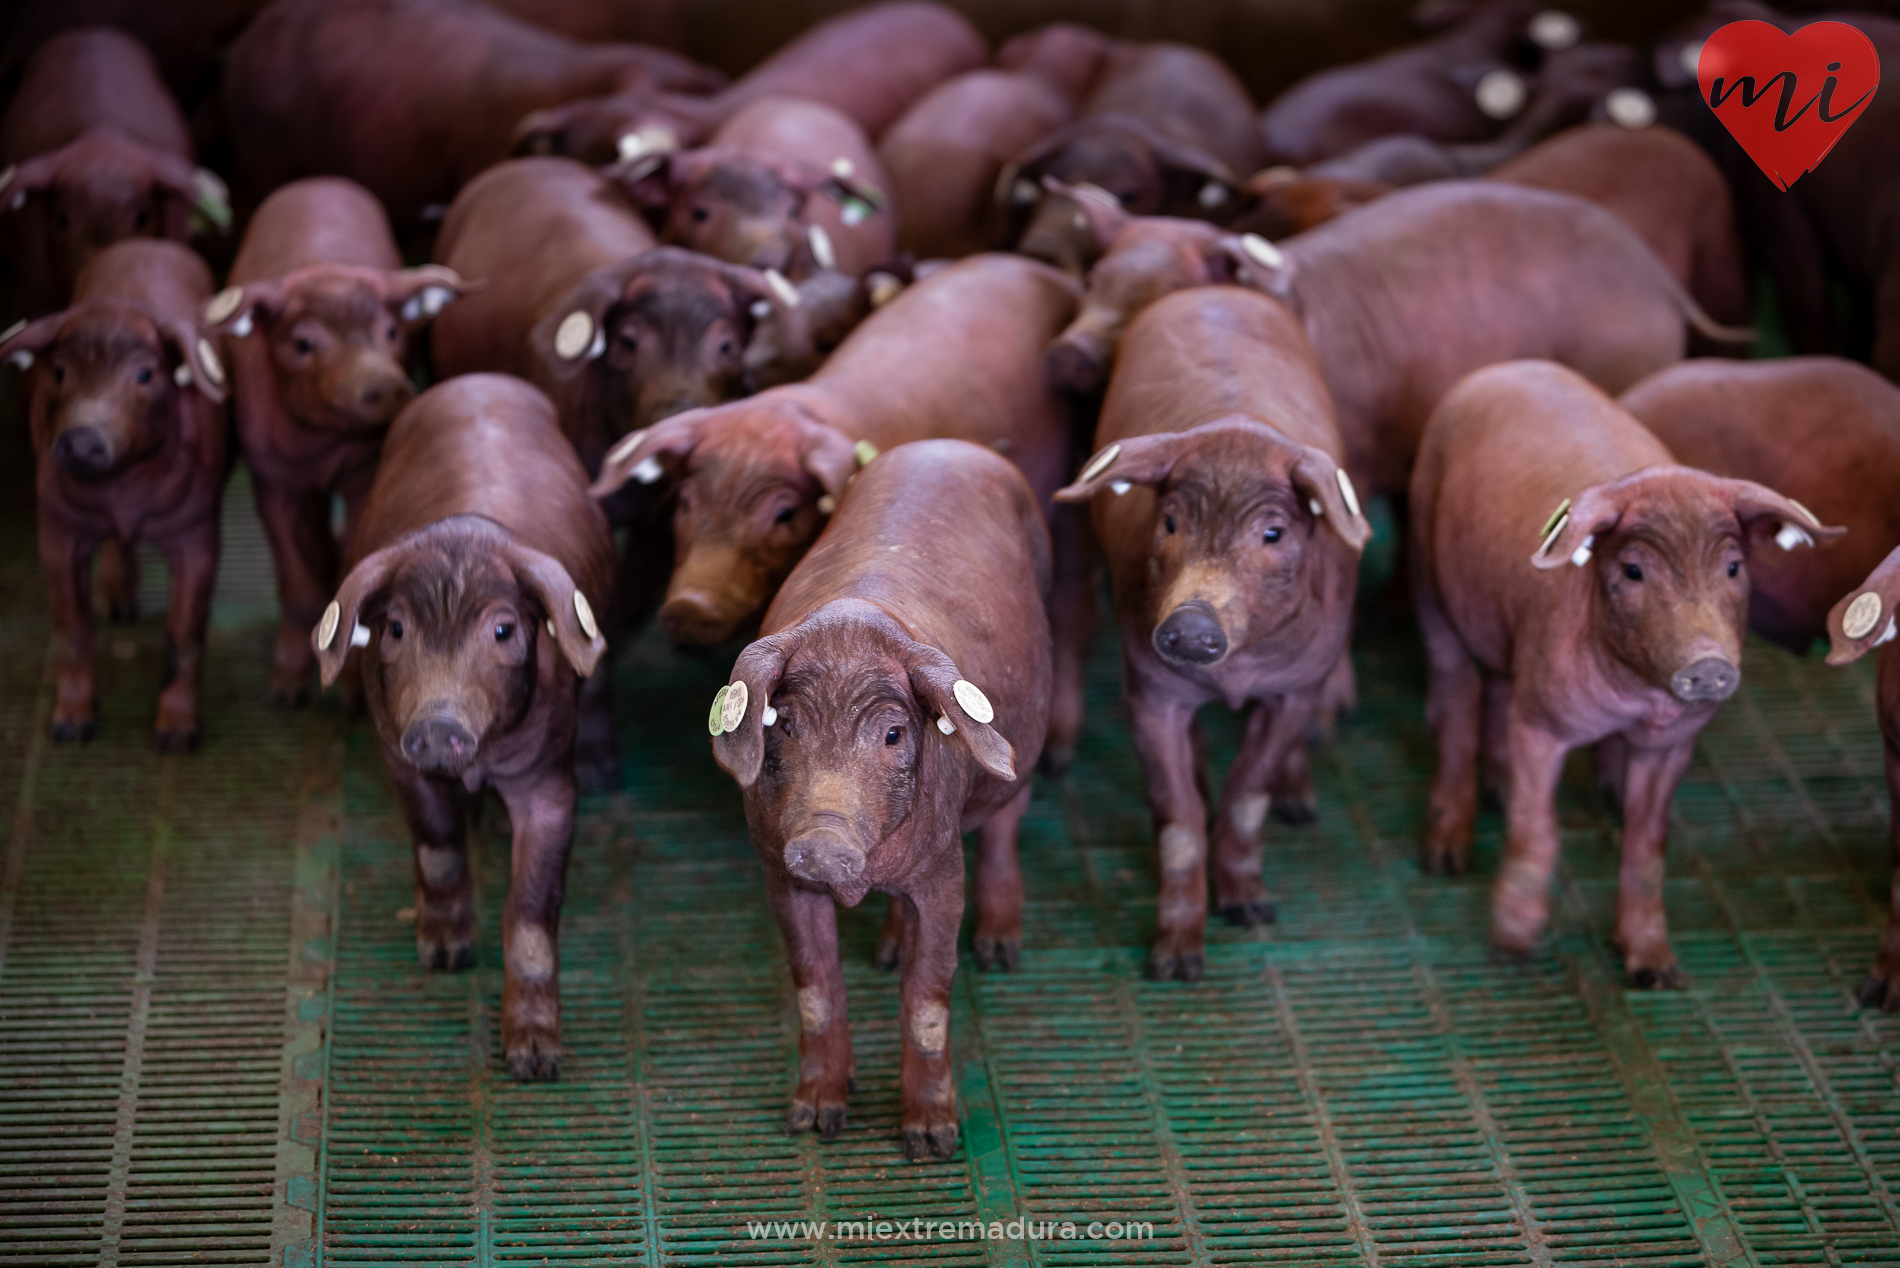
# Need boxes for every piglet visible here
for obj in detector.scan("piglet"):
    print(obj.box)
[1411,360,1837,985]
[712,438,1050,1161]
[314,374,612,1079]
[206,177,474,706]
[1056,286,1368,980]
[2,238,229,747]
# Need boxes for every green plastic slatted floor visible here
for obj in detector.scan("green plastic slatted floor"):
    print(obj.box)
[0,467,1897,1267]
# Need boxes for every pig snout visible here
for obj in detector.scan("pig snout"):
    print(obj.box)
[1154,601,1229,665]
[1045,331,1107,395]
[783,828,867,888]
[52,423,114,475]
[341,358,414,423]
[1670,654,1740,704]
[401,706,480,774]
[659,590,739,646]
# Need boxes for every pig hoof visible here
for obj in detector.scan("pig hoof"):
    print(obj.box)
[1855,973,1900,1010]
[418,935,475,971]
[1270,796,1318,826]
[786,1099,847,1139]
[873,938,901,971]
[1219,898,1276,927]
[505,1034,563,1081]
[265,676,310,709]
[1420,845,1466,877]
[902,1122,959,1163]
[153,725,200,753]
[1148,947,1204,982]
[1625,963,1683,991]
[50,717,96,744]
[972,934,1020,971]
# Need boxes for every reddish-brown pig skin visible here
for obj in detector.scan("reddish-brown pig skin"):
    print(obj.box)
[0,29,214,315]
[627,97,894,279]
[994,23,1117,104]
[1054,287,1369,981]
[878,70,1072,258]
[314,374,612,1082]
[1,239,231,749]
[1824,547,1900,1010]
[222,0,725,229]
[1411,360,1839,986]
[514,2,986,164]
[209,177,475,708]
[711,439,1051,1161]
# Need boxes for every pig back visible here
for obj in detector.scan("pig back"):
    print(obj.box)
[2,29,189,160]
[431,158,655,380]
[232,178,402,280]
[75,238,213,314]
[353,374,613,604]
[1098,285,1342,457]
[807,254,1078,501]
[1082,44,1261,174]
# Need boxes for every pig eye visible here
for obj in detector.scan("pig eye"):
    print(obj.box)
[690,206,710,224]
[1263,526,1283,544]
[294,337,314,355]
[1623,563,1644,582]
[135,367,152,384]
[133,209,150,230]
[1164,515,1176,534]
[386,324,398,341]
[774,506,796,525]
[52,365,65,385]
[494,620,515,642]
[388,618,404,638]
[1727,559,1740,578]
[618,332,637,352]
[885,725,903,746]
[719,340,734,355]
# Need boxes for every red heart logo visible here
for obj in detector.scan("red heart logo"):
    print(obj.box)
[1698,19,1880,191]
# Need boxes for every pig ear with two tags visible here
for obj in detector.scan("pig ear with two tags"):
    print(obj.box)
[0,154,56,211]
[312,543,401,687]
[203,280,283,339]
[1288,447,1372,552]
[1209,233,1298,302]
[1053,433,1186,503]
[387,265,480,327]
[711,631,801,787]
[149,153,232,233]
[531,268,620,383]
[1039,175,1131,254]
[161,318,228,404]
[1826,545,1900,666]
[0,312,66,371]
[811,159,888,226]
[500,540,608,678]
[590,409,707,499]
[796,413,861,501]
[900,642,1017,781]
[1723,480,1845,554]
[1530,482,1625,570]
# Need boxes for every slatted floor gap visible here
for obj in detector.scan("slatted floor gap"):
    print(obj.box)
[0,465,1896,1267]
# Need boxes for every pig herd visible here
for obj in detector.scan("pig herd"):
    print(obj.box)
[3,0,1900,1164]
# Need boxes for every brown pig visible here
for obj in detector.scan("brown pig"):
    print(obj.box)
[513,2,986,162]
[712,439,1050,1160]
[1003,43,1263,275]
[223,0,724,229]
[1,28,229,315]
[615,97,895,279]
[993,23,1117,103]
[1,239,230,747]
[1054,287,1369,980]
[202,177,476,707]
[314,373,612,1080]
[1825,549,1900,1009]
[1411,360,1837,985]
[1620,357,1900,654]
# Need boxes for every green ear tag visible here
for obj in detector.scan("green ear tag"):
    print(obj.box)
[708,686,730,737]
[1538,498,1572,540]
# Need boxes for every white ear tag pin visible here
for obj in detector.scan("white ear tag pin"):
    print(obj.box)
[351,623,371,648]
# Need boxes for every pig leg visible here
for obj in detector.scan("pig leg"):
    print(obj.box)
[1489,717,1570,957]
[99,537,140,624]
[1419,579,1482,875]
[391,767,474,971]
[1042,503,1098,776]
[1265,740,1318,826]
[256,483,338,707]
[1129,696,1209,981]
[875,894,905,970]
[154,522,217,751]
[897,862,962,1161]
[497,774,576,1080]
[41,526,99,742]
[1479,674,1512,811]
[972,782,1031,970]
[1614,739,1694,989]
[767,870,853,1139]
[1594,733,1630,819]
[1857,738,1900,1010]
[1212,695,1317,926]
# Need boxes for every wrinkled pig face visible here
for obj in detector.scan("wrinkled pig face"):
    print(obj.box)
[264,279,413,430]
[664,161,805,273]
[760,643,924,893]
[661,438,828,645]
[1589,496,1748,704]
[606,279,747,430]
[375,548,540,777]
[34,313,178,477]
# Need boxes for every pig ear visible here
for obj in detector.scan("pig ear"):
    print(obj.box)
[1054,432,1186,503]
[531,267,622,383]
[1288,447,1371,552]
[203,279,286,338]
[1826,545,1900,666]
[900,642,1017,781]
[501,540,607,679]
[312,542,402,687]
[806,159,888,223]
[1723,479,1846,553]
[712,631,801,787]
[149,154,232,233]
[0,311,67,369]
[609,148,697,209]
[387,265,480,326]
[591,408,707,498]
[161,318,228,404]
[1529,483,1623,570]
[1149,136,1242,219]
[1208,233,1298,302]
[1040,175,1130,254]
[0,154,56,208]
[797,417,860,499]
